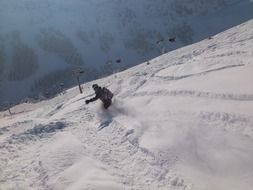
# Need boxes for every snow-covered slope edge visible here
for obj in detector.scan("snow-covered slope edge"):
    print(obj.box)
[0,19,253,190]
[1,0,253,104]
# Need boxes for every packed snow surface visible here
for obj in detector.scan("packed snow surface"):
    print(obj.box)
[1,20,253,190]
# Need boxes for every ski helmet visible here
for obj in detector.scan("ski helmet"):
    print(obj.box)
[92,84,99,89]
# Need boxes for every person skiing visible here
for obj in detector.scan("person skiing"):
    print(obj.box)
[85,84,114,109]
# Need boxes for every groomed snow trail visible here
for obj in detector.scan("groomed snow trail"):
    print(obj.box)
[1,20,253,190]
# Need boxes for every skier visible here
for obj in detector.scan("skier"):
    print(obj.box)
[85,84,114,109]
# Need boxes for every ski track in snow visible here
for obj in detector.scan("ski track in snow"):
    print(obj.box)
[1,20,253,190]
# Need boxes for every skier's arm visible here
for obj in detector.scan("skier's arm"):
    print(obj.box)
[86,95,98,104]
[88,95,99,102]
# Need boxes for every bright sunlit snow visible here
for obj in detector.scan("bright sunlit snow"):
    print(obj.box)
[1,19,253,190]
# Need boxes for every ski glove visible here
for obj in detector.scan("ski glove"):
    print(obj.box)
[85,100,90,104]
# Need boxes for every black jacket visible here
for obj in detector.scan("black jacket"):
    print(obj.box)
[87,87,113,103]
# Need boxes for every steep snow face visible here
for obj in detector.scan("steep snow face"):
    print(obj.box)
[0,0,253,104]
[1,19,253,190]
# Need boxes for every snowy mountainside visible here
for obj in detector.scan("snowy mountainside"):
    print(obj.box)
[0,0,253,104]
[1,19,253,190]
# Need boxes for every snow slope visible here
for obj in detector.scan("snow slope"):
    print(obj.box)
[0,0,253,103]
[1,19,253,190]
